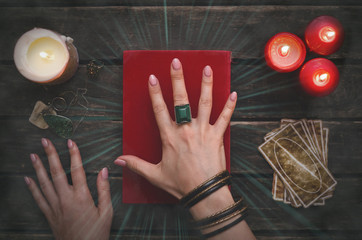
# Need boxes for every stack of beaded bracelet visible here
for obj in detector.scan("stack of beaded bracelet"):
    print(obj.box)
[180,170,248,238]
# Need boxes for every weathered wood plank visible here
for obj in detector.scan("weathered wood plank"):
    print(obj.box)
[0,64,122,118]
[0,232,359,240]
[1,6,361,61]
[230,121,362,175]
[1,63,362,119]
[1,0,362,7]
[1,176,361,236]
[0,232,201,240]
[1,120,361,175]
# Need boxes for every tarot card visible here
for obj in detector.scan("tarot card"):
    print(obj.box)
[323,128,329,164]
[301,119,319,157]
[308,120,323,161]
[293,121,318,156]
[258,124,337,208]
[272,172,284,201]
[283,188,291,204]
[265,127,281,141]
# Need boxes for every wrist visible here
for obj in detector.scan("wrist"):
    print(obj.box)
[189,185,235,221]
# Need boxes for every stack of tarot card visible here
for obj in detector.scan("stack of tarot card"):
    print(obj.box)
[258,119,337,208]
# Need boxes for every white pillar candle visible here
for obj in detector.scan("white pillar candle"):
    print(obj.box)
[14,28,78,84]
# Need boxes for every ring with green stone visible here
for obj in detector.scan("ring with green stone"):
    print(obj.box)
[175,104,192,125]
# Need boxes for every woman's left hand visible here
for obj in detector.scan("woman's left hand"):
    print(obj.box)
[25,138,113,240]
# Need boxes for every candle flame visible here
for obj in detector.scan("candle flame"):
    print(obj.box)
[39,51,55,60]
[320,27,336,42]
[313,71,330,87]
[320,73,328,81]
[279,45,290,57]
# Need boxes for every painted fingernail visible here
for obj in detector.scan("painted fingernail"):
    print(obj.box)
[67,139,74,149]
[24,176,31,185]
[114,159,127,167]
[204,65,212,77]
[30,153,37,163]
[102,167,108,180]
[41,138,48,148]
[172,58,181,70]
[230,91,237,102]
[149,74,157,86]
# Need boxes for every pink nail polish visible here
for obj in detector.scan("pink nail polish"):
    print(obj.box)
[230,91,237,102]
[24,176,30,185]
[149,74,157,86]
[67,139,74,149]
[172,58,181,70]
[102,167,108,180]
[41,138,48,147]
[30,154,37,163]
[114,159,127,167]
[204,65,212,77]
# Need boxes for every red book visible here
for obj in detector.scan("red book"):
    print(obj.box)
[123,50,231,203]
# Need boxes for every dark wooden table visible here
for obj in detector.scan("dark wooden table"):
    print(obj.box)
[1,1,362,239]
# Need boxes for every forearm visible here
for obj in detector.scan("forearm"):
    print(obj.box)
[189,186,256,240]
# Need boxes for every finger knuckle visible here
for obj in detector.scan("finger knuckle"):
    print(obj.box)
[199,98,212,108]
[70,164,83,173]
[202,79,213,85]
[39,181,51,192]
[173,93,188,103]
[149,84,161,94]
[221,113,230,123]
[50,167,62,177]
[173,73,184,81]
[98,183,111,193]
[226,102,234,111]
[153,103,167,114]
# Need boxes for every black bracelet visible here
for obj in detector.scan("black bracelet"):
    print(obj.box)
[194,197,244,229]
[184,176,232,208]
[180,170,230,206]
[202,211,248,239]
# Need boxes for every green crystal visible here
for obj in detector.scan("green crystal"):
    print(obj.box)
[175,104,191,124]
[43,114,74,139]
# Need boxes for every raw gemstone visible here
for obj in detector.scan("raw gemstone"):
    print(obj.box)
[43,114,73,139]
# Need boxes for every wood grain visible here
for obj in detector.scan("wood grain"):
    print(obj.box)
[1,63,362,119]
[1,176,361,238]
[1,6,361,61]
[1,1,361,239]
[1,0,362,7]
[1,120,361,175]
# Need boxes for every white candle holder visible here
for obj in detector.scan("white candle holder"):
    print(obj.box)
[14,28,79,85]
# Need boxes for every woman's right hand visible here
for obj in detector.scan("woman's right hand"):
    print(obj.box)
[114,58,236,199]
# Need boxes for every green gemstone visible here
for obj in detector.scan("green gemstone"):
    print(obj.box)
[175,104,191,124]
[43,114,74,139]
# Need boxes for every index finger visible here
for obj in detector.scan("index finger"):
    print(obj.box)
[41,138,70,194]
[148,74,173,133]
[68,140,88,191]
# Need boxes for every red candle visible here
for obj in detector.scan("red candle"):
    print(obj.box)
[305,16,344,55]
[265,32,306,72]
[299,58,339,96]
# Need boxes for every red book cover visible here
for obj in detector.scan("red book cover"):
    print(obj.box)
[123,50,231,203]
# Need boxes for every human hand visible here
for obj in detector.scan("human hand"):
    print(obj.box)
[114,58,237,199]
[25,138,113,240]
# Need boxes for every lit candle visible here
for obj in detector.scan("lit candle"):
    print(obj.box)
[299,58,339,96]
[265,32,306,72]
[305,16,344,56]
[14,28,78,84]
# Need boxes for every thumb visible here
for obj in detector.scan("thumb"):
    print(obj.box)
[97,168,113,219]
[114,155,160,184]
